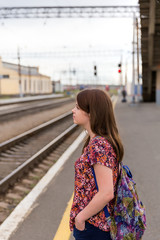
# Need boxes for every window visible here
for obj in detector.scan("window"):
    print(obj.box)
[3,75,9,78]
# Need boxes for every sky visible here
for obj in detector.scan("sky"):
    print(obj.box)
[0,0,139,86]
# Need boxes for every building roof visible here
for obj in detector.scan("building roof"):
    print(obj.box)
[1,59,50,79]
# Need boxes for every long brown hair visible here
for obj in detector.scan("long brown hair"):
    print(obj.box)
[77,89,124,162]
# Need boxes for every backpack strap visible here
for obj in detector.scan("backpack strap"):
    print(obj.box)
[123,165,132,178]
[91,167,110,218]
[120,162,132,178]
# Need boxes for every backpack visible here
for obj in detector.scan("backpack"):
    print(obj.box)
[92,162,146,240]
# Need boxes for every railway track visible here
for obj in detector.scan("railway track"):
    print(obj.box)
[0,111,76,192]
[0,97,74,122]
[0,111,82,224]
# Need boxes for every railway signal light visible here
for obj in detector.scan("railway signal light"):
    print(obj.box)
[94,65,97,76]
[118,63,122,73]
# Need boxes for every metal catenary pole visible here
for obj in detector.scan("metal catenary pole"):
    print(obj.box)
[131,12,136,103]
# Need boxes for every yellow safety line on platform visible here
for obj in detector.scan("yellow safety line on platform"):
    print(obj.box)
[53,96,118,240]
[53,193,74,240]
[112,96,118,109]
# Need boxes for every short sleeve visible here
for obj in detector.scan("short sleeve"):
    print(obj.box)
[88,137,116,169]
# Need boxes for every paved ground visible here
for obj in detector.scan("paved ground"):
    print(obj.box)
[4,96,160,240]
[114,98,160,240]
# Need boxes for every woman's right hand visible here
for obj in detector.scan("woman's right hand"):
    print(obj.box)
[75,214,85,231]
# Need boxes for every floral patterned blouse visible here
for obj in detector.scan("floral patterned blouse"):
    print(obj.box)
[69,136,119,232]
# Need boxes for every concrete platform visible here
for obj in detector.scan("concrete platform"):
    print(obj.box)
[0,96,159,240]
[115,98,160,240]
[0,94,64,106]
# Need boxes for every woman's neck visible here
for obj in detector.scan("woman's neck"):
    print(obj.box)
[84,124,95,139]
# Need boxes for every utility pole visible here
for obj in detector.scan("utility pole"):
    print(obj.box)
[28,66,31,95]
[131,13,136,103]
[17,47,23,97]
[69,64,72,88]
[136,17,141,101]
[125,61,128,87]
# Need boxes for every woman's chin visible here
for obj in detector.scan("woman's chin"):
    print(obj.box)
[73,119,77,124]
[74,120,80,126]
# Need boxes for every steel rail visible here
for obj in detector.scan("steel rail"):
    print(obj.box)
[0,123,78,193]
[0,98,74,122]
[0,111,72,152]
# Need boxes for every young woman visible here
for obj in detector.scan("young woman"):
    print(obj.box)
[70,89,124,240]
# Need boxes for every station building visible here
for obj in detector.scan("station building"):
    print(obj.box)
[0,57,52,96]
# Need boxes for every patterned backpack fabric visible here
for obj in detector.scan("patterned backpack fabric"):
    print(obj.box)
[109,162,147,240]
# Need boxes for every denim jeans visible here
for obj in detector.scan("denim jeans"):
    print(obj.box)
[73,221,112,240]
